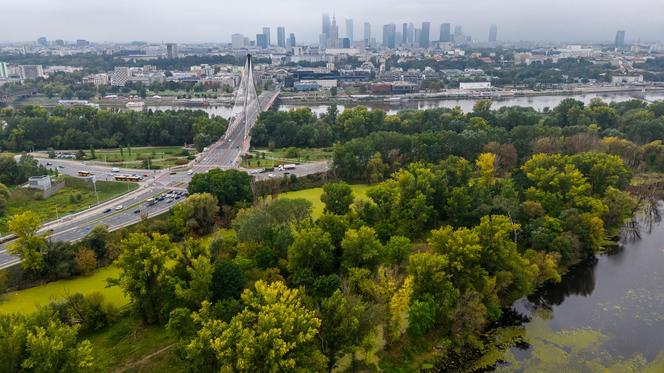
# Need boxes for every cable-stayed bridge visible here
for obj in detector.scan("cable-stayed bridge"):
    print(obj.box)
[197,54,279,170]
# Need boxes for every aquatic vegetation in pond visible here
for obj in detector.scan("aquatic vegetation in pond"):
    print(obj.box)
[475,312,664,373]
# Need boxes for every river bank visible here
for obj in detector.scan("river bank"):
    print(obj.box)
[279,85,664,106]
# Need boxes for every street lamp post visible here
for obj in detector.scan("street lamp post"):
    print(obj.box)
[92,176,100,205]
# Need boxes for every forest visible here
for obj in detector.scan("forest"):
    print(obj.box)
[0,106,228,152]
[0,98,657,371]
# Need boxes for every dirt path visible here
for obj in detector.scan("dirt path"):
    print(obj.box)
[111,343,175,373]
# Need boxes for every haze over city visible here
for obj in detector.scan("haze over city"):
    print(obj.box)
[3,0,663,43]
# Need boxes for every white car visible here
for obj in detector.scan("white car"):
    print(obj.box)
[111,167,120,173]
[115,205,123,210]
[187,170,194,175]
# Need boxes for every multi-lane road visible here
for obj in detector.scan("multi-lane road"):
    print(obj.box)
[0,158,189,268]
[0,89,331,270]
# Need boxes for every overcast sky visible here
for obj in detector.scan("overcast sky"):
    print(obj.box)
[2,0,663,44]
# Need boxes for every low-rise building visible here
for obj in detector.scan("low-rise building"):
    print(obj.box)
[28,175,51,191]
[83,73,109,86]
[459,81,492,90]
[293,81,321,91]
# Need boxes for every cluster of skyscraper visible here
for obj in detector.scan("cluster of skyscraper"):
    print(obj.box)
[232,27,296,50]
[321,14,497,49]
[320,14,357,49]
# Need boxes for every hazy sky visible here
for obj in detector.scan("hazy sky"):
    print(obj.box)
[2,0,663,43]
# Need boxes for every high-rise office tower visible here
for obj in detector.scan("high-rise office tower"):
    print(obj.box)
[166,43,179,59]
[402,23,408,45]
[420,22,431,48]
[262,27,271,46]
[289,33,296,48]
[454,25,463,43]
[330,16,339,48]
[407,23,415,45]
[383,24,396,48]
[37,37,47,46]
[277,27,286,48]
[440,23,451,42]
[345,19,354,44]
[323,14,331,36]
[615,30,626,48]
[363,22,371,43]
[414,29,421,47]
[489,24,498,42]
[232,34,245,49]
[256,34,268,49]
[321,13,331,48]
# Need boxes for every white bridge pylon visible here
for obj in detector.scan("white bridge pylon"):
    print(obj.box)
[224,54,261,143]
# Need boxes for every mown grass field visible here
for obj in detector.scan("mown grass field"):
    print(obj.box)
[0,176,137,234]
[85,146,195,169]
[0,266,127,314]
[280,184,372,218]
[242,147,333,169]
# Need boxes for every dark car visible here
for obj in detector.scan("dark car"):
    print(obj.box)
[103,208,112,214]
[134,209,141,214]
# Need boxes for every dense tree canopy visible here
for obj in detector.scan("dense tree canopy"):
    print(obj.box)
[0,106,227,152]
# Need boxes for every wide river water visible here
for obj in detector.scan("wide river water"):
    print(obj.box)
[147,91,664,119]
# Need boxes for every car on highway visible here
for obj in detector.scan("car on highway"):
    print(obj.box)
[187,170,194,175]
[134,209,141,214]
[46,162,52,166]
[58,165,65,169]
[103,208,112,214]
[170,171,177,175]
[268,173,275,178]
[115,205,123,210]
[112,167,120,173]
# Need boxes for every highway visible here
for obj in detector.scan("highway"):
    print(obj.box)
[0,89,331,270]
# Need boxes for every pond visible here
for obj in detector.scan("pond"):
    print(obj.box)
[488,210,664,371]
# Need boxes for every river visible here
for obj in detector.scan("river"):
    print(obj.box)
[279,92,664,116]
[485,211,664,371]
[146,91,664,119]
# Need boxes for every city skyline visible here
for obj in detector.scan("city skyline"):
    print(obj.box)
[1,0,663,44]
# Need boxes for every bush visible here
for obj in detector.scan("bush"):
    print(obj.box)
[74,247,97,275]
[50,292,118,334]
[284,147,300,158]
